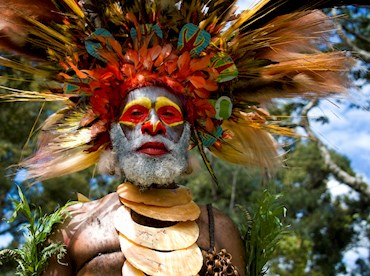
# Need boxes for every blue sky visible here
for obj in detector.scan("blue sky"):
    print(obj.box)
[311,84,370,181]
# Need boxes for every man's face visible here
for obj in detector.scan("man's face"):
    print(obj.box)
[119,86,185,150]
[110,86,190,188]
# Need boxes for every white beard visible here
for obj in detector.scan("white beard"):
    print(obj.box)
[109,123,190,188]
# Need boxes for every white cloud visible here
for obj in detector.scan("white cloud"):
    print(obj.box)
[327,178,353,198]
[341,247,370,275]
[0,233,13,248]
[237,0,261,11]
[310,98,370,180]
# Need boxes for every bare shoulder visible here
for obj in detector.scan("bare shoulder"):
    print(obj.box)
[197,205,246,276]
[66,193,120,221]
[42,193,123,275]
[51,193,120,241]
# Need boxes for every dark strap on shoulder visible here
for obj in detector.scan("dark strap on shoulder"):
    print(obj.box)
[206,203,215,251]
[199,203,215,252]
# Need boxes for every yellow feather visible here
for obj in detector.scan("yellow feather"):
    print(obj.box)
[210,114,281,173]
[0,87,68,102]
[22,145,104,181]
[0,57,50,77]
[62,0,85,18]
[221,0,270,40]
[24,16,71,45]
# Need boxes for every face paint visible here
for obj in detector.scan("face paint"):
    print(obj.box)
[119,93,184,129]
[110,122,190,188]
[119,87,185,145]
[119,97,151,126]
[155,96,184,127]
[111,86,190,186]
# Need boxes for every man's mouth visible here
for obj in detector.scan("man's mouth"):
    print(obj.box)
[137,142,169,156]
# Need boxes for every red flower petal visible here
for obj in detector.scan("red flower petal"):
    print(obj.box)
[149,45,162,61]
[165,59,178,75]
[177,52,190,75]
[205,118,215,133]
[121,64,136,78]
[194,88,211,99]
[125,49,139,66]
[190,55,210,72]
[204,80,218,91]
[188,76,206,89]
[160,76,184,94]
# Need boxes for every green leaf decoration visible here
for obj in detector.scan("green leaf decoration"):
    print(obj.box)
[199,125,223,148]
[238,190,289,276]
[211,53,238,83]
[0,186,74,276]
[214,96,233,120]
[85,28,114,62]
[178,23,210,57]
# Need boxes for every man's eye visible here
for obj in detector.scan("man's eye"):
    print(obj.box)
[162,111,174,117]
[157,106,183,125]
[131,110,144,116]
[119,104,149,124]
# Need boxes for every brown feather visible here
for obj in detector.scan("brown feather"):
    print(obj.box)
[231,11,354,102]
[210,112,281,174]
[0,0,62,57]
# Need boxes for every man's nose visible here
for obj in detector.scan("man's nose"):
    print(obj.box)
[141,112,166,136]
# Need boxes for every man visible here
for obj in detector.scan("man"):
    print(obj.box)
[42,86,246,275]
[0,0,356,275]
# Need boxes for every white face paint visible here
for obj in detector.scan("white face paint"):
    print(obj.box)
[110,122,190,188]
[109,87,190,188]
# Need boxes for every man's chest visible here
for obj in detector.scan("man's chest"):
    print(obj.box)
[64,201,212,275]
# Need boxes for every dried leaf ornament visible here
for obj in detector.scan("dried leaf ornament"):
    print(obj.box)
[115,183,203,275]
[114,206,199,251]
[117,183,192,207]
[119,234,203,276]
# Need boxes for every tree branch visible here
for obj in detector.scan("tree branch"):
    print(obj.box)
[332,8,370,62]
[300,99,370,202]
[342,24,370,45]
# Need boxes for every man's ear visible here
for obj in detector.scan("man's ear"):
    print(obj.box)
[97,149,123,178]
[183,154,197,175]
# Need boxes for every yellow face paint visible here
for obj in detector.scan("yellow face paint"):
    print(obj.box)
[120,96,183,127]
[119,97,152,126]
[155,96,182,114]
[155,96,184,127]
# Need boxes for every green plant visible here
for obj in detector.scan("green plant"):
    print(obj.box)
[0,186,72,276]
[238,190,289,276]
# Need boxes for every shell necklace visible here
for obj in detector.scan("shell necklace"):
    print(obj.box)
[115,182,203,275]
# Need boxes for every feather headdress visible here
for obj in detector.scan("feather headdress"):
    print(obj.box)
[0,0,358,181]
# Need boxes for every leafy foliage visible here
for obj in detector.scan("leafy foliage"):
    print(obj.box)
[239,190,288,276]
[0,187,72,276]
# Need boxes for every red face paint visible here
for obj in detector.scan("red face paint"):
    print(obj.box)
[119,89,185,145]
[119,104,150,125]
[157,106,183,126]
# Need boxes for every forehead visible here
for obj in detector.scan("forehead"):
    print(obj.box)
[124,86,182,107]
